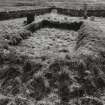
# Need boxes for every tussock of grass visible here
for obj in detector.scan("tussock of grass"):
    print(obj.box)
[1,29,32,46]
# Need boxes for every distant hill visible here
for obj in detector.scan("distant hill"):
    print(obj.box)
[0,0,105,9]
[0,0,105,6]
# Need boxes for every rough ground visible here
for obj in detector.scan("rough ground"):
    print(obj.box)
[0,14,105,105]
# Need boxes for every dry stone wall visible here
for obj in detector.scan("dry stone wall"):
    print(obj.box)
[1,7,105,20]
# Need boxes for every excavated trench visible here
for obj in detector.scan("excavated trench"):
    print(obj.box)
[0,16,105,105]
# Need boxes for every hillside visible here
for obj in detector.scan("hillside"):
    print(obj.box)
[0,0,105,7]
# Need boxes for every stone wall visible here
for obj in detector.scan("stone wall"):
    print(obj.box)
[0,7,50,20]
[56,7,105,17]
[0,7,105,20]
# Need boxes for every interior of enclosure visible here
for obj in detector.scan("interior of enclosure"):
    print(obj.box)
[0,14,105,105]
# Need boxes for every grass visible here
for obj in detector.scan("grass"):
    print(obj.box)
[0,14,105,105]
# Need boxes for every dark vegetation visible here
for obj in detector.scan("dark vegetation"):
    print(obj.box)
[25,19,83,32]
[0,16,105,105]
